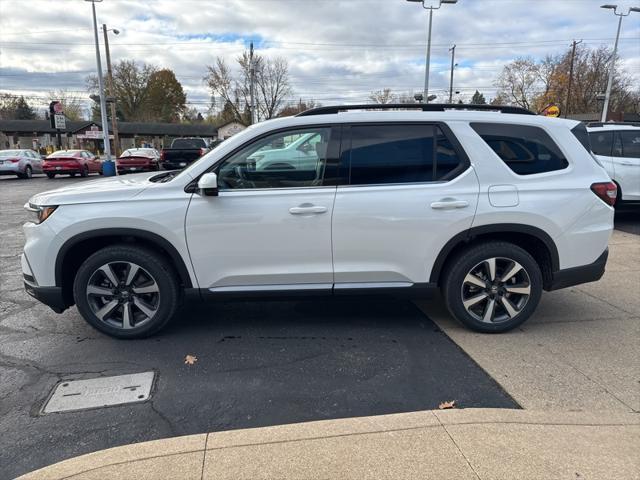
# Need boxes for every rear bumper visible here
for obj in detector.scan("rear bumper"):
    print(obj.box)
[548,248,608,291]
[0,164,21,174]
[23,283,67,313]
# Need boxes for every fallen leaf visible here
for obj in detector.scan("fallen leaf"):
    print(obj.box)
[184,354,198,365]
[438,400,456,410]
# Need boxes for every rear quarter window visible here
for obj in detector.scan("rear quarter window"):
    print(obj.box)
[470,123,569,175]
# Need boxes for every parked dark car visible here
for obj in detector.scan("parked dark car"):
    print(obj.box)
[116,148,161,174]
[160,138,209,170]
[0,149,43,179]
[43,150,102,178]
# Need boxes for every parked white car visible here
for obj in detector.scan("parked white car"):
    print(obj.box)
[22,104,615,338]
[587,123,640,203]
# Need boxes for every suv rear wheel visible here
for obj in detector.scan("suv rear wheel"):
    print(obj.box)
[443,242,542,333]
[73,245,179,338]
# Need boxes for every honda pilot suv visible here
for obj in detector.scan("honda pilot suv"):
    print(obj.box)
[22,104,615,338]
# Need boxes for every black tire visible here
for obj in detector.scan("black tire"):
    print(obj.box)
[18,166,33,179]
[442,241,542,333]
[80,165,89,178]
[46,172,56,179]
[70,172,76,177]
[73,245,180,339]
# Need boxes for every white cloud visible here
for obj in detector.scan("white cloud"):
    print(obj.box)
[1,0,638,112]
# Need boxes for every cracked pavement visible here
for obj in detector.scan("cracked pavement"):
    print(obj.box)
[1,176,522,479]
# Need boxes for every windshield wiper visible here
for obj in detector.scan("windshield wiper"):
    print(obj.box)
[150,171,179,183]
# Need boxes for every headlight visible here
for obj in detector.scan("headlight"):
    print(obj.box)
[24,203,58,224]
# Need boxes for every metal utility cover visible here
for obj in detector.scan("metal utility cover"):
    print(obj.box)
[43,372,155,414]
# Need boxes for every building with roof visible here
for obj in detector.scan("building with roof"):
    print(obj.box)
[0,119,218,155]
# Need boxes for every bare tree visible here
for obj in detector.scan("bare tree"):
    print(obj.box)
[369,88,395,104]
[205,51,293,123]
[494,57,540,110]
[256,57,292,120]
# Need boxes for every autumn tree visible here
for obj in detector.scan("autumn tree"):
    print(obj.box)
[145,69,186,122]
[205,51,293,124]
[48,90,86,121]
[494,57,540,110]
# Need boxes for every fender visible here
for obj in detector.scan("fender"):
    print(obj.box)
[429,223,560,284]
[55,228,194,288]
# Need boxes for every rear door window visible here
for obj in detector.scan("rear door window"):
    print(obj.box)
[347,124,463,185]
[589,131,613,156]
[620,131,640,158]
[470,123,569,175]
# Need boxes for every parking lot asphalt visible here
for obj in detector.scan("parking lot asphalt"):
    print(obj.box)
[0,175,520,479]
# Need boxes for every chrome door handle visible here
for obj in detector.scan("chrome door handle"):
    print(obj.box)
[289,205,328,215]
[430,200,469,210]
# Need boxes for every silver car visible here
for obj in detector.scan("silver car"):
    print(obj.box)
[0,149,44,179]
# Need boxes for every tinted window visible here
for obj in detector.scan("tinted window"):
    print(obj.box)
[348,125,461,185]
[589,131,613,156]
[172,138,206,149]
[218,128,331,189]
[471,123,569,175]
[621,131,640,158]
[571,123,592,153]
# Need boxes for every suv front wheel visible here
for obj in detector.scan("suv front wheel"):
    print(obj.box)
[73,245,179,338]
[443,242,542,333]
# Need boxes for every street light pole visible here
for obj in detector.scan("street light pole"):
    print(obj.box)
[600,4,639,122]
[448,44,456,103]
[86,0,114,175]
[102,24,120,157]
[406,0,458,103]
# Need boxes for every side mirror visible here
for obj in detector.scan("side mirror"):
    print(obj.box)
[197,172,218,196]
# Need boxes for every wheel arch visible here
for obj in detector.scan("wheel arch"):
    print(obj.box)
[55,228,193,306]
[430,224,559,290]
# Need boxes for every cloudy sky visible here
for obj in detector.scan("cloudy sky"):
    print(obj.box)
[0,0,638,116]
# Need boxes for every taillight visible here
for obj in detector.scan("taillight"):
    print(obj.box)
[160,151,165,161]
[199,148,206,156]
[9,159,20,163]
[591,182,617,206]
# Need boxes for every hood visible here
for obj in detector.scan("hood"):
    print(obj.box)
[29,171,160,206]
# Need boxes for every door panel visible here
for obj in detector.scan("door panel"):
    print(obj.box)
[331,123,478,286]
[185,188,336,289]
[616,131,640,200]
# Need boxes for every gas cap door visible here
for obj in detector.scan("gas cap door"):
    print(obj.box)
[488,184,519,207]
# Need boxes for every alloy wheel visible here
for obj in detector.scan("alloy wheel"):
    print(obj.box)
[461,257,531,324]
[86,262,160,330]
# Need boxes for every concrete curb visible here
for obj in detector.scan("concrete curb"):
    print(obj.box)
[17,408,640,480]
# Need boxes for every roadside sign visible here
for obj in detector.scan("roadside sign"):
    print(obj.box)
[542,104,561,117]
[54,114,66,130]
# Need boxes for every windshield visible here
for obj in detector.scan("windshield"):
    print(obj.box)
[0,150,22,157]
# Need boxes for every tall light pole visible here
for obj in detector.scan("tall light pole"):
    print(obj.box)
[86,0,114,175]
[448,44,456,103]
[102,25,120,156]
[406,0,458,102]
[599,4,639,122]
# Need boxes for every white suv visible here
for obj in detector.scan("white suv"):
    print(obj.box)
[587,123,640,203]
[22,104,616,338]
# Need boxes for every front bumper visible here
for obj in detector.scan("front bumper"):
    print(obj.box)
[23,283,67,313]
[548,248,608,291]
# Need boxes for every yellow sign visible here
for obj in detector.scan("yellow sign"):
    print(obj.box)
[544,105,561,117]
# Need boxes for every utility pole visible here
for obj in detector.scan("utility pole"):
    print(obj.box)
[448,44,456,103]
[249,42,256,125]
[102,24,120,156]
[564,40,582,118]
[86,0,113,174]
[601,14,623,122]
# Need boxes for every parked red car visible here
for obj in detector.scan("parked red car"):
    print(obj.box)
[116,148,161,174]
[43,150,102,179]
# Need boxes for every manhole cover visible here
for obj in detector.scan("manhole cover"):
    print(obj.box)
[43,372,155,414]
